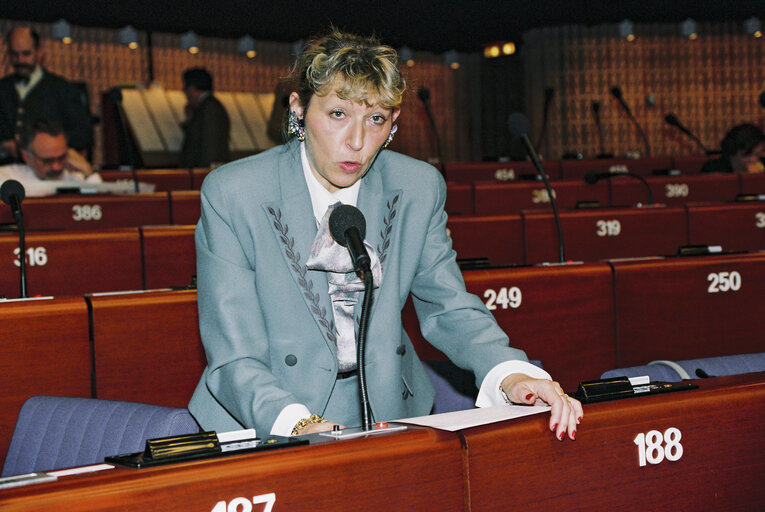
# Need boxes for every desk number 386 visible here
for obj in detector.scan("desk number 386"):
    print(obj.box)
[634,427,683,467]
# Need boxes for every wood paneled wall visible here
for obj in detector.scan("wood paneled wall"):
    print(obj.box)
[1,20,477,166]
[522,22,765,161]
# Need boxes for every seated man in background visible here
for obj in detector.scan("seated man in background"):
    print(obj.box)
[702,123,765,174]
[0,118,101,197]
[179,67,230,168]
[0,26,93,164]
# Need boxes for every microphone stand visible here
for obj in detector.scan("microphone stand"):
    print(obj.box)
[518,134,566,262]
[357,265,374,431]
[16,213,27,299]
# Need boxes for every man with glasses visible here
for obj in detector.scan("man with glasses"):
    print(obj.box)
[0,119,101,197]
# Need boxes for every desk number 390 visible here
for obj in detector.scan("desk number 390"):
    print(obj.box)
[634,427,683,467]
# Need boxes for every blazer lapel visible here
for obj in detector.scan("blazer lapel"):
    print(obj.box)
[261,144,338,354]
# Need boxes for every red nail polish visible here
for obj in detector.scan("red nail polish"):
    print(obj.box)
[572,430,577,440]
[551,423,558,432]
[525,393,534,401]
[559,431,565,441]
[577,416,582,424]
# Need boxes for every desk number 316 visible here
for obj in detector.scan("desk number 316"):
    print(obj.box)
[634,427,683,467]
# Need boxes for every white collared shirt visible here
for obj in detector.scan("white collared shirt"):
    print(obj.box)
[15,65,44,101]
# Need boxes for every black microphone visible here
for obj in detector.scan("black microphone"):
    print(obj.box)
[109,87,140,192]
[416,86,445,176]
[328,204,374,431]
[508,112,566,263]
[1,179,27,298]
[664,113,709,152]
[584,171,654,206]
[611,86,651,157]
[329,204,371,271]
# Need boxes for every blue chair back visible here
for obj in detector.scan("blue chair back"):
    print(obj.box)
[601,352,765,382]
[2,396,199,477]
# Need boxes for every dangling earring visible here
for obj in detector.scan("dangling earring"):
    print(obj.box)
[382,124,398,149]
[288,111,306,141]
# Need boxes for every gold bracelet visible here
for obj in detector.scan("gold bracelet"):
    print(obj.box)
[291,414,326,435]
[499,385,512,404]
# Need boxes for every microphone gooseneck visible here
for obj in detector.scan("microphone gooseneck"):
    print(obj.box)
[328,204,373,430]
[610,86,651,157]
[416,86,445,176]
[664,113,709,152]
[508,113,566,263]
[1,179,28,298]
[583,171,655,206]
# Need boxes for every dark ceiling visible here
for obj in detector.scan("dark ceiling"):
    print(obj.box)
[1,0,762,52]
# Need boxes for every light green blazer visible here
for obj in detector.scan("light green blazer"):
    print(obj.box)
[189,140,528,434]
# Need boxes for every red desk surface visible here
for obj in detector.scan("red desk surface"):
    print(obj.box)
[0,193,171,231]
[0,297,91,465]
[444,160,555,182]
[191,168,213,190]
[403,263,615,391]
[610,252,765,367]
[99,169,193,191]
[169,190,201,225]
[523,206,688,264]
[474,179,609,215]
[609,174,740,207]
[671,154,710,174]
[560,156,673,179]
[88,290,205,408]
[141,225,196,289]
[0,228,143,298]
[445,182,473,215]
[462,372,765,511]
[1,426,464,511]
[686,202,765,253]
[447,214,525,266]
[738,172,765,195]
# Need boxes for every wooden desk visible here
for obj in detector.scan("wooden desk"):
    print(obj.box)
[169,190,201,225]
[609,174,740,207]
[445,182,473,215]
[474,180,609,215]
[403,263,615,391]
[447,214,525,266]
[444,160,550,182]
[0,229,143,298]
[610,252,765,367]
[523,206,687,264]
[0,194,171,231]
[0,297,91,464]
[671,154,709,174]
[88,290,206,408]
[1,426,464,511]
[686,202,765,253]
[560,157,673,179]
[100,170,193,192]
[141,225,196,289]
[462,372,765,511]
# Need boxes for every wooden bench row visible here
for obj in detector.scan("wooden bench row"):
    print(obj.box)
[2,251,763,463]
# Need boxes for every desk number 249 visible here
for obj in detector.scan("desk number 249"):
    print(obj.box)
[634,427,683,467]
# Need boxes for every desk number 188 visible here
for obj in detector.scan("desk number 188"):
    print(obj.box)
[634,427,683,467]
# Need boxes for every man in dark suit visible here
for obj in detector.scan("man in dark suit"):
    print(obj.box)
[179,67,230,168]
[0,27,93,163]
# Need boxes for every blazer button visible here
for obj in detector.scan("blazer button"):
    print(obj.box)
[285,354,297,366]
[396,344,406,355]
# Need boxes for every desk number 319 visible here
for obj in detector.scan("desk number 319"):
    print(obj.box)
[634,427,683,467]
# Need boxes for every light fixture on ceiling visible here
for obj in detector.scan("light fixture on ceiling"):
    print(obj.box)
[680,18,698,40]
[118,25,139,50]
[180,30,199,54]
[619,19,636,41]
[238,35,256,58]
[743,17,762,38]
[444,49,460,70]
[398,46,414,67]
[52,19,72,44]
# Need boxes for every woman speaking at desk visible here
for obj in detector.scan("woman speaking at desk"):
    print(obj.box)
[189,30,582,441]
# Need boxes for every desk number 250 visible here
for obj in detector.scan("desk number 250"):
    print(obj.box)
[634,427,683,467]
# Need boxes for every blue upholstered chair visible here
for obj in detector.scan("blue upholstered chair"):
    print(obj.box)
[2,396,200,477]
[600,352,765,382]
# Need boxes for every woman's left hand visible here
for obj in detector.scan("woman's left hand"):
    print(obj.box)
[500,373,583,441]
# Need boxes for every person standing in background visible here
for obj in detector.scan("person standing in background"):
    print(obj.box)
[179,67,230,168]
